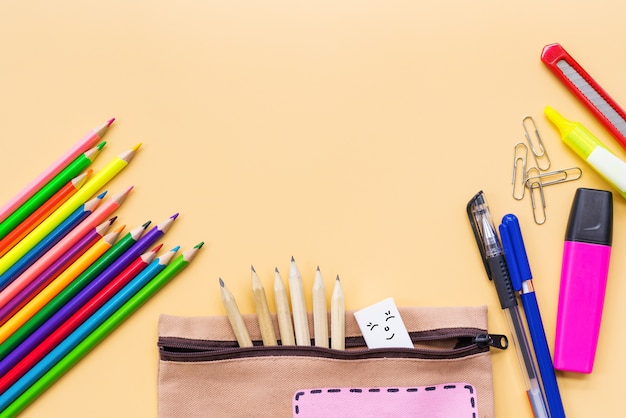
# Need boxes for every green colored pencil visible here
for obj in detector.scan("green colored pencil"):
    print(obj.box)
[0,221,151,361]
[0,242,203,418]
[0,142,105,242]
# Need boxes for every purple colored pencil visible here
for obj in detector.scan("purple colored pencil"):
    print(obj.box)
[0,218,117,326]
[0,213,178,377]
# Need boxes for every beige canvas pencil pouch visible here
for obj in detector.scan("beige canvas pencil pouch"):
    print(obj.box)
[157,305,505,418]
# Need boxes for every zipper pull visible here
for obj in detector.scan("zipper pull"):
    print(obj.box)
[474,333,509,350]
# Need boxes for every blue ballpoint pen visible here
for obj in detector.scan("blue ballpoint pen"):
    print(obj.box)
[500,214,566,418]
[467,191,549,418]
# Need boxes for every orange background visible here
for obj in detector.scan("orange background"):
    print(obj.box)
[1,1,624,416]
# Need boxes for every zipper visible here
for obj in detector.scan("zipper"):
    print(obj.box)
[159,328,507,363]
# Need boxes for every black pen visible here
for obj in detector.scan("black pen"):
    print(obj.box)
[467,191,549,418]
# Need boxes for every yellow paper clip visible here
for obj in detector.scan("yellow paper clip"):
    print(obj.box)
[512,143,528,200]
[523,116,551,171]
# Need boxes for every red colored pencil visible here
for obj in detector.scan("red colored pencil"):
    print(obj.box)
[0,171,92,258]
[0,245,162,393]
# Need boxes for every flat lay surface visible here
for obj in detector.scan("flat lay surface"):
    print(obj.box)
[1,1,625,416]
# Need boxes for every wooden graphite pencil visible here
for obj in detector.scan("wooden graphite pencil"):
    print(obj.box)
[312,266,328,348]
[219,278,253,347]
[0,218,116,326]
[0,193,106,292]
[0,242,203,417]
[0,221,149,359]
[0,214,178,367]
[273,267,295,346]
[0,186,132,311]
[0,143,141,278]
[289,256,311,346]
[0,225,124,346]
[331,275,345,350]
[0,142,105,242]
[0,118,114,225]
[0,170,92,258]
[251,265,277,346]
[0,244,165,390]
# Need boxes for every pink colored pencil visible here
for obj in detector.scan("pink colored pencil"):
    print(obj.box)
[0,186,132,311]
[0,119,114,224]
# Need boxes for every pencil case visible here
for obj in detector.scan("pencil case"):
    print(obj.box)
[157,305,504,418]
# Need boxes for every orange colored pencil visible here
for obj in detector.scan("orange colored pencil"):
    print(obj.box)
[0,186,133,311]
[0,226,124,345]
[0,171,92,258]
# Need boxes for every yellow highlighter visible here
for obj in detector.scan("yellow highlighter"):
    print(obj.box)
[545,106,626,198]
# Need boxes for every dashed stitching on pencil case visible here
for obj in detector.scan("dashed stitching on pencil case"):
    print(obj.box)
[293,384,477,416]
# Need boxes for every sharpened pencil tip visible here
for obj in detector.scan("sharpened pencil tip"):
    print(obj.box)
[97,141,107,150]
[132,142,142,151]
[172,245,181,252]
[275,267,279,273]
[107,118,115,127]
[171,213,180,220]
[194,242,204,249]
[219,277,224,287]
[336,275,340,281]
[142,220,152,228]
[109,216,117,224]
[153,243,164,252]
[251,265,256,273]
[97,191,108,198]
[316,266,320,271]
[291,256,295,262]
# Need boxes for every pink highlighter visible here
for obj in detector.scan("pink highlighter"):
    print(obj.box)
[555,188,613,373]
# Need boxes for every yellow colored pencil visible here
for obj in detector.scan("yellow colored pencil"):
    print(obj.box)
[0,226,124,345]
[0,144,140,277]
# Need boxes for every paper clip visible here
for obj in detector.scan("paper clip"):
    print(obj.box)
[527,178,547,225]
[523,116,551,171]
[512,143,528,200]
[525,166,582,188]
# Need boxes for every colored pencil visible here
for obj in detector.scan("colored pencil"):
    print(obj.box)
[0,242,202,417]
[273,267,295,345]
[0,215,177,366]
[0,143,140,277]
[0,219,116,326]
[0,119,114,225]
[312,266,328,348]
[0,221,149,358]
[330,275,345,350]
[219,277,252,347]
[0,170,92,258]
[0,142,105,242]
[0,244,163,389]
[0,226,123,345]
[0,186,131,310]
[289,256,310,346]
[251,265,277,346]
[0,193,105,291]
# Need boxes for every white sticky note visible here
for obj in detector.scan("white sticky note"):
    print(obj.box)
[353,297,414,349]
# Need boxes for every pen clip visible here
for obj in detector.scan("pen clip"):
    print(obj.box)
[499,214,532,292]
[466,190,492,280]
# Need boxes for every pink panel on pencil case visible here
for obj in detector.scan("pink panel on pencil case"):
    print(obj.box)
[293,383,477,417]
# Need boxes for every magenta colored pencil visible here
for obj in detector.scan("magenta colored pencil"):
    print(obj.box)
[0,213,179,377]
[0,218,116,326]
[0,119,114,224]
